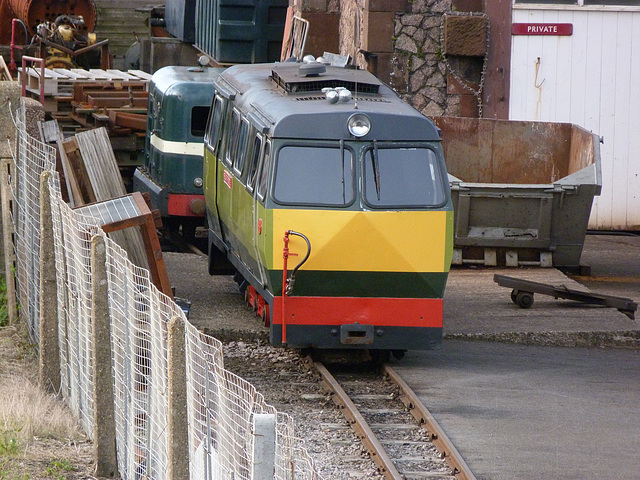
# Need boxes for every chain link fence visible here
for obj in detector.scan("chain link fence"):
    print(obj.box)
[5,103,321,480]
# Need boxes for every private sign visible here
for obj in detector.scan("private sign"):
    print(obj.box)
[512,23,573,36]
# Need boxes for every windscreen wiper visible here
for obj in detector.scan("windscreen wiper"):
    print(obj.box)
[340,139,346,203]
[369,140,381,200]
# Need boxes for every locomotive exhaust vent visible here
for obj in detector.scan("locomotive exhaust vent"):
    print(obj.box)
[271,65,381,95]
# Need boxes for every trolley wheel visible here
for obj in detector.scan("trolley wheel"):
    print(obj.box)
[515,291,534,309]
[510,289,519,304]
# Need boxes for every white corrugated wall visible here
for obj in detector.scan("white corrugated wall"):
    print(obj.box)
[509,6,640,230]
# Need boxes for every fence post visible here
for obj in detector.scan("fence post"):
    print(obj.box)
[0,158,18,324]
[251,413,276,480]
[38,171,60,393]
[168,315,189,480]
[91,234,119,478]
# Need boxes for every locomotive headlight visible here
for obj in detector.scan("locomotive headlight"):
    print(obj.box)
[347,113,371,137]
[193,177,203,188]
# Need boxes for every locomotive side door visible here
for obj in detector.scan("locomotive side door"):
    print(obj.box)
[244,133,267,285]
[203,94,228,246]
[252,139,272,289]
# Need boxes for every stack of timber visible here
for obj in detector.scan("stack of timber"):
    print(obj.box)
[20,67,151,175]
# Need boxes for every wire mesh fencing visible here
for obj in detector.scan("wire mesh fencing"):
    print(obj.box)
[9,105,56,343]
[5,102,322,480]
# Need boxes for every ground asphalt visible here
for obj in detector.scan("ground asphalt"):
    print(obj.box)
[164,233,640,480]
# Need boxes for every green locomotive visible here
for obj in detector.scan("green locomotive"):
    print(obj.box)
[133,65,224,240]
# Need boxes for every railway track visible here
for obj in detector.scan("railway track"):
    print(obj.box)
[313,360,476,480]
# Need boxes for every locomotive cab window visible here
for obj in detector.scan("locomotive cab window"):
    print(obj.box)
[233,119,250,177]
[273,145,355,207]
[247,133,264,193]
[191,106,210,137]
[363,146,445,208]
[256,141,271,201]
[204,94,226,154]
[225,110,242,167]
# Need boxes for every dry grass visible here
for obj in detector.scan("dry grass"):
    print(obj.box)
[0,374,84,443]
[0,325,96,479]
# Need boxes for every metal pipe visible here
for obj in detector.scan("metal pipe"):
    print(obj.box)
[9,18,26,75]
[281,230,311,344]
[280,231,294,345]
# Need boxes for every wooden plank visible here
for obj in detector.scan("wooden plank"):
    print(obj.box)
[19,67,59,95]
[57,139,83,207]
[127,70,153,81]
[108,111,147,131]
[86,96,147,108]
[74,128,149,270]
[91,113,111,123]
[0,56,13,81]
[62,136,97,205]
[40,120,62,143]
[38,120,73,203]
[70,68,103,80]
[87,90,148,97]
[133,192,173,298]
[52,68,85,80]
[106,69,140,80]
[73,81,148,102]
[82,91,148,98]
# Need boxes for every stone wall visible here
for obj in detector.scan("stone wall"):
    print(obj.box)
[392,2,458,117]
[295,0,488,119]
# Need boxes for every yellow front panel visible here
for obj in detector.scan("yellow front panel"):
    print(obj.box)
[271,209,450,273]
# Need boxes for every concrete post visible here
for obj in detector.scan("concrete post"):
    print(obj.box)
[168,315,189,480]
[38,171,60,393]
[251,413,276,480]
[91,234,118,478]
[0,158,17,325]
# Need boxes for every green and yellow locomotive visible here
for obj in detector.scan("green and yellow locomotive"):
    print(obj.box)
[204,61,454,354]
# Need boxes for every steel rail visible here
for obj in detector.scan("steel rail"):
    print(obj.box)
[384,365,477,480]
[314,362,404,480]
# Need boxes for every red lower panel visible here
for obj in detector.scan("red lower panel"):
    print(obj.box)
[167,194,205,217]
[272,296,443,328]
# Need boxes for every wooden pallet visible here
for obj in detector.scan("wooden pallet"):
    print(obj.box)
[19,67,151,110]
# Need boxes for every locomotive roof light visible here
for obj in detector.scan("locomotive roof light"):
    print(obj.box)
[334,87,352,103]
[193,177,203,188]
[323,87,339,103]
[348,113,371,137]
[323,87,352,104]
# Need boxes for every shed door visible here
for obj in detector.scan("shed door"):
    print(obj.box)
[509,4,640,230]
